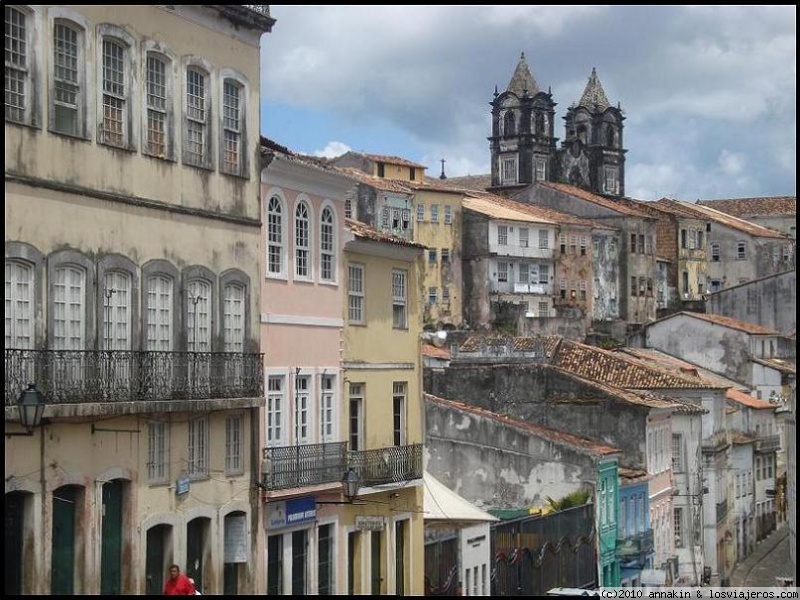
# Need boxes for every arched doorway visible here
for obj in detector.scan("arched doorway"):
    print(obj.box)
[146,524,173,595]
[224,511,247,594]
[5,491,31,594]
[187,517,211,593]
[101,480,126,594]
[52,485,84,594]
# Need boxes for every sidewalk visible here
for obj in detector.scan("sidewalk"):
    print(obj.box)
[730,525,790,587]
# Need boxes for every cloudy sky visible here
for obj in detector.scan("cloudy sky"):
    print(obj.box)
[260,6,796,201]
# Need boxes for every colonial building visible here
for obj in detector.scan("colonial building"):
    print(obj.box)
[342,219,426,595]
[697,196,796,240]
[5,5,274,595]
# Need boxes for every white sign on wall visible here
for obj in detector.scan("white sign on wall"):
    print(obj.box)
[356,516,385,531]
[224,514,248,563]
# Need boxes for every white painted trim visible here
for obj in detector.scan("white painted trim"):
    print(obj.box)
[343,362,416,371]
[261,313,343,328]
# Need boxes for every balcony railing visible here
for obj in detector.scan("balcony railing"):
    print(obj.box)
[754,434,781,453]
[616,529,654,561]
[5,349,263,405]
[350,443,423,486]
[262,442,348,491]
[716,498,728,523]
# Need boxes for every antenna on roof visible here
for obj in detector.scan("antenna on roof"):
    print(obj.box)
[439,159,447,180]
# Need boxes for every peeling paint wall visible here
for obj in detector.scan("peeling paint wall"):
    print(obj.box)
[462,210,492,329]
[706,226,794,291]
[425,399,598,509]
[706,270,796,335]
[591,233,620,321]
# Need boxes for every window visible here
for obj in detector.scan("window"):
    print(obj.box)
[696,230,704,249]
[267,196,285,276]
[559,278,567,299]
[646,278,653,297]
[442,285,450,303]
[538,301,549,317]
[222,80,243,174]
[501,156,517,184]
[674,508,683,548]
[146,275,172,351]
[430,204,439,223]
[392,269,407,329]
[604,166,618,194]
[631,276,637,297]
[630,233,637,254]
[538,264,549,284]
[53,265,85,350]
[393,382,406,446]
[320,207,335,282]
[736,241,746,260]
[147,421,168,483]
[645,235,653,255]
[376,162,385,177]
[497,262,508,283]
[518,263,529,284]
[52,21,82,135]
[186,279,211,351]
[570,235,578,254]
[428,286,437,305]
[444,205,453,225]
[535,157,547,181]
[223,283,244,352]
[409,167,416,181]
[497,225,508,246]
[345,197,353,220]
[320,375,335,443]
[579,280,587,301]
[349,383,364,451]
[267,376,284,446]
[672,434,683,472]
[185,67,208,166]
[559,233,566,254]
[538,229,549,249]
[225,415,243,475]
[518,227,529,248]
[580,236,588,256]
[145,54,169,157]
[295,201,311,279]
[416,204,425,222]
[428,249,437,265]
[100,38,128,146]
[103,271,131,350]
[188,416,209,478]
[295,375,310,444]
[639,235,645,255]
[5,6,31,123]
[441,248,450,264]
[318,524,335,595]
[348,263,365,323]
[5,260,34,349]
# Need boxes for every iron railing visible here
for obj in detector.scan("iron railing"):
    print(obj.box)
[349,443,423,486]
[261,442,348,491]
[5,349,263,405]
[754,434,781,453]
[616,528,654,561]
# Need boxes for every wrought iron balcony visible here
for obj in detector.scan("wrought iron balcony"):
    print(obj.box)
[349,443,423,486]
[754,433,781,453]
[4,349,263,405]
[261,442,349,491]
[616,528,654,561]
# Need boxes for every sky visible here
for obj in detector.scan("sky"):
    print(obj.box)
[259,6,796,201]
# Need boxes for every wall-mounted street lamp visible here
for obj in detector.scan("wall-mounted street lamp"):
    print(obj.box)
[6,384,46,437]
[317,468,363,505]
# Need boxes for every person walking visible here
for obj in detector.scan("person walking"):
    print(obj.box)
[163,564,197,595]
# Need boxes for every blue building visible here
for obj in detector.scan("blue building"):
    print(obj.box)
[617,470,655,587]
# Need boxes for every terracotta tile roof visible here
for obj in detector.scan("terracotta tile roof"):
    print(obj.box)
[732,432,756,445]
[619,348,740,389]
[538,181,653,218]
[404,179,469,195]
[726,388,775,410]
[336,167,414,194]
[456,334,561,357]
[422,344,451,360]
[553,340,723,389]
[751,357,796,374]
[463,196,556,225]
[619,467,649,482]
[438,174,492,192]
[698,196,796,218]
[667,312,782,336]
[425,393,620,456]
[655,199,788,239]
[345,219,426,249]
[359,152,427,169]
[472,191,614,230]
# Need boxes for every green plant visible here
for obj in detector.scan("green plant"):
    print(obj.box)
[545,489,590,511]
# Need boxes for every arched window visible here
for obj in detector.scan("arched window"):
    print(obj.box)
[5,5,41,126]
[320,206,335,282]
[186,279,211,351]
[144,51,172,158]
[503,111,515,136]
[103,270,132,350]
[5,260,34,349]
[100,38,128,146]
[294,201,311,279]
[51,18,86,137]
[53,265,86,350]
[221,78,245,175]
[223,283,244,352]
[184,63,211,168]
[267,195,284,276]
[146,275,173,351]
[535,112,545,135]
[606,124,615,148]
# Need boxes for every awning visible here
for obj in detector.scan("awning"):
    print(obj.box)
[423,472,499,523]
[640,569,667,586]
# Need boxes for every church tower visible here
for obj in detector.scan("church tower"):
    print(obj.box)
[489,53,558,192]
[558,68,626,196]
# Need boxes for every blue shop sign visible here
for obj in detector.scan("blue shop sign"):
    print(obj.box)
[286,497,317,525]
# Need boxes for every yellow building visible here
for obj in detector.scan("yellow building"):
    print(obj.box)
[340,219,426,595]
[5,5,273,595]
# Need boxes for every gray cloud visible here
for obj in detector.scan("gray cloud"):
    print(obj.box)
[261,6,796,199]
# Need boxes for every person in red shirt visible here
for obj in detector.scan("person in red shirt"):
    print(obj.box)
[163,564,197,595]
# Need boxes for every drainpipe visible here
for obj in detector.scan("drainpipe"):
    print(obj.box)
[39,422,46,595]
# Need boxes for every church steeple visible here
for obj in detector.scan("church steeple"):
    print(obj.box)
[578,67,611,111]
[506,52,539,97]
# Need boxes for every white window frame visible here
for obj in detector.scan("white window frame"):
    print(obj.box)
[603,166,619,194]
[538,301,549,317]
[538,229,549,249]
[416,203,425,222]
[294,199,313,281]
[294,374,311,444]
[223,282,245,352]
[430,204,439,223]
[518,263,529,284]
[497,261,508,283]
[49,11,88,138]
[5,259,34,349]
[319,205,336,283]
[53,264,86,350]
[266,193,287,278]
[428,286,437,305]
[392,382,407,446]
[320,373,336,443]
[142,44,174,160]
[500,155,517,184]
[392,269,407,329]
[518,227,529,248]
[5,5,40,127]
[535,157,547,181]
[147,420,169,484]
[103,270,132,351]
[349,383,364,452]
[97,28,135,149]
[736,241,746,260]
[538,263,549,284]
[221,78,243,175]
[225,414,244,476]
[186,279,212,351]
[441,248,450,264]
[183,58,212,169]
[146,274,173,351]
[444,205,453,225]
[188,415,210,479]
[348,262,365,324]
[497,225,508,246]
[267,375,285,446]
